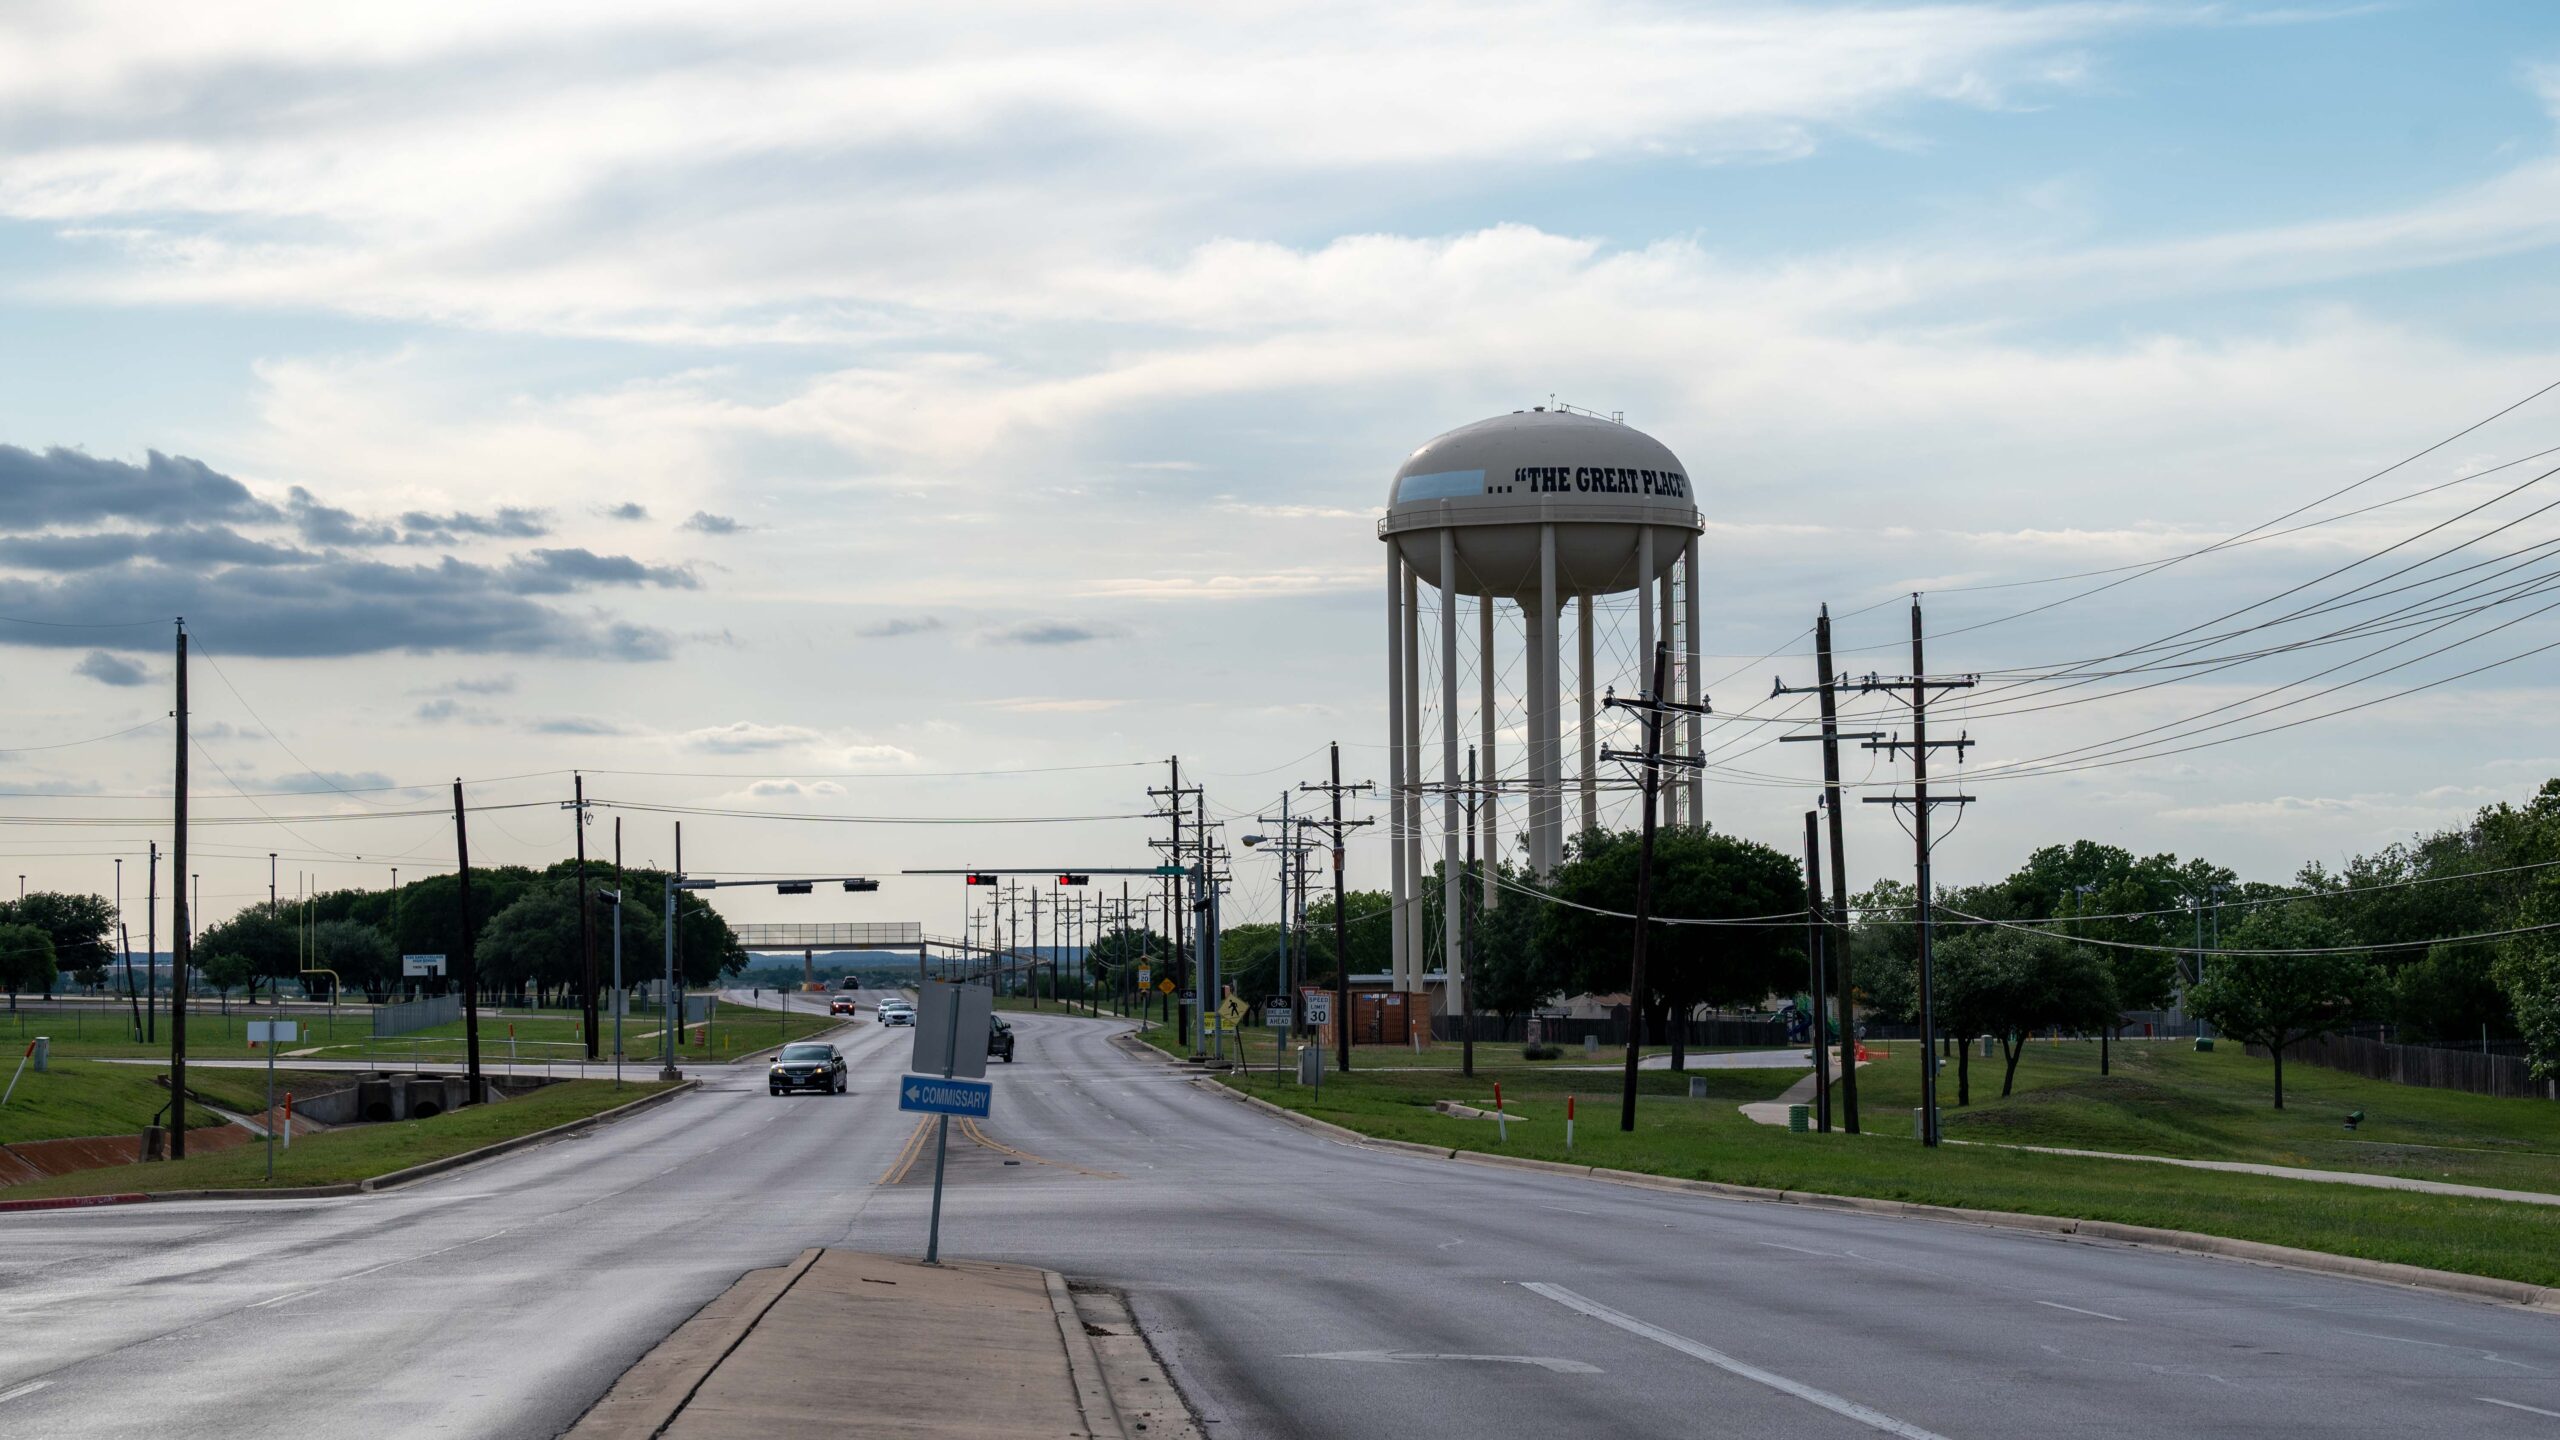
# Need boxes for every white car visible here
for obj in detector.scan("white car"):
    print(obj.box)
[878,1001,916,1027]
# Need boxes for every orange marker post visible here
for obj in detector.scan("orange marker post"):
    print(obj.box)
[282,1091,294,1151]
[1494,1081,1507,1145]
[1566,1094,1576,1154]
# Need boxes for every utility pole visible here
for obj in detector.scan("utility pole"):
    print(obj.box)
[570,773,597,1056]
[1300,744,1373,1074]
[169,619,190,1159]
[1802,809,1831,1132]
[1601,640,1710,1131]
[1149,759,1203,1048]
[146,843,157,1043]
[613,815,622,1034]
[1462,745,1478,1080]
[1855,597,1976,1147]
[1774,604,1880,1134]
[453,780,486,1105]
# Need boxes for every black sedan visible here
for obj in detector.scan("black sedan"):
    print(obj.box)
[769,1042,848,1096]
[988,1016,1015,1064]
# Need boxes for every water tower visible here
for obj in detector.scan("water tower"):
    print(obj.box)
[1380,407,1705,1010]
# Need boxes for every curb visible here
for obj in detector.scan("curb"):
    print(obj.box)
[563,1248,823,1440]
[0,1190,152,1214]
[1201,1077,2560,1315]
[359,1079,699,1192]
[1045,1268,1128,1440]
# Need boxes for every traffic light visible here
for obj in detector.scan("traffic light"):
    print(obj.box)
[775,881,813,895]
[842,878,879,892]
[965,872,998,886]
[1056,873,1089,886]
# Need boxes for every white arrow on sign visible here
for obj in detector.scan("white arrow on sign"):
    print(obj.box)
[903,1082,922,1104]
[1286,1351,1600,1374]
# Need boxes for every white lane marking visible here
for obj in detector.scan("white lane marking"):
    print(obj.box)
[2483,1398,2560,1419]
[2036,1301,2127,1323]
[1525,1283,1950,1440]
[2346,1332,2538,1370]
[1288,1350,1599,1374]
[249,1288,316,1309]
[1756,1241,1835,1258]
[0,1381,51,1405]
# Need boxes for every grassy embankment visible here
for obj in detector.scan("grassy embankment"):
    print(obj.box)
[1,1076,680,1200]
[1854,1036,2560,1196]
[0,1058,224,1145]
[1200,1036,2560,1288]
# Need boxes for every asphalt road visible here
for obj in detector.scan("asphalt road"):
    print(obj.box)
[4,1005,2557,1438]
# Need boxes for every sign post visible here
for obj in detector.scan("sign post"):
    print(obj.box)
[901,982,993,1266]
[1264,1001,1291,1077]
[248,1013,297,1179]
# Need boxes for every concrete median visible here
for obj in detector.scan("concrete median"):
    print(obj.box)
[565,1249,1196,1439]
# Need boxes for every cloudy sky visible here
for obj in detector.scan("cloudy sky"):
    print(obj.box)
[5,1,2560,939]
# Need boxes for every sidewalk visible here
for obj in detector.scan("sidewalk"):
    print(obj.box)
[567,1249,1193,1439]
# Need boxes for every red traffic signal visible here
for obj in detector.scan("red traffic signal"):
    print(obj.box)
[965,873,999,886]
[1056,873,1090,886]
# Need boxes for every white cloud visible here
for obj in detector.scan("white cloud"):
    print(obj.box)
[681,721,825,754]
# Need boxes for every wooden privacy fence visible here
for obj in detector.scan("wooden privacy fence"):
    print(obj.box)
[2249,1033,2556,1101]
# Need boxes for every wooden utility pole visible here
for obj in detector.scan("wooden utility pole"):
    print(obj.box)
[1774,605,1881,1133]
[1149,759,1202,1047]
[453,780,485,1105]
[1602,640,1711,1132]
[1802,809,1831,1132]
[1462,745,1478,1080]
[1855,598,1977,1147]
[1300,744,1373,1074]
[168,622,189,1158]
[574,772,597,1054]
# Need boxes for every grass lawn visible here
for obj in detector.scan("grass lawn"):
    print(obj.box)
[300,1004,841,1067]
[2,1007,378,1060]
[0,1077,679,1200]
[1844,1039,2560,1196]
[1220,1059,2560,1289]
[0,1059,223,1145]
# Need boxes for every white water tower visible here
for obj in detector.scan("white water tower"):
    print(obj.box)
[1379,407,1705,1009]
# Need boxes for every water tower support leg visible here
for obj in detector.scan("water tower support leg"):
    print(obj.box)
[1537,524,1560,874]
[1480,596,1500,911]
[1386,545,1409,996]
[1440,530,1465,1016]
[1402,562,1425,991]
[1577,595,1597,840]
[1684,536,1705,824]
[1660,551,1678,824]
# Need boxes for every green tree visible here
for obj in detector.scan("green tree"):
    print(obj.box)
[2492,868,2560,1080]
[1467,863,1557,1020]
[1539,826,1805,1062]
[1298,890,1392,984]
[309,919,396,1001]
[1933,926,2119,1098]
[1847,878,1918,1024]
[0,891,115,993]
[194,909,298,1002]
[2187,903,2377,1108]
[476,879,587,1003]
[0,922,57,1010]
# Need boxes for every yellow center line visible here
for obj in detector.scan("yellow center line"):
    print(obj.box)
[955,1116,1123,1180]
[876,1115,934,1186]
